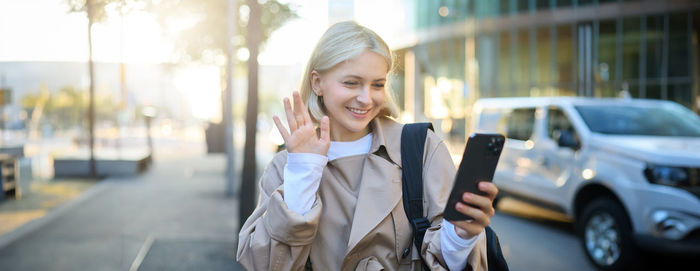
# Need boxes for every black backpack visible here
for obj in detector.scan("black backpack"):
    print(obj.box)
[400,123,509,271]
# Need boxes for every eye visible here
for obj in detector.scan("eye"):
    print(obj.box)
[343,81,359,86]
[372,83,385,88]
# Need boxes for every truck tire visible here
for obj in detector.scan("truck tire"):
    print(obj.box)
[577,197,638,270]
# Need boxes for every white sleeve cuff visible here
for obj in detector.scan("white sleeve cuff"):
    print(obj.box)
[441,220,483,271]
[283,153,328,215]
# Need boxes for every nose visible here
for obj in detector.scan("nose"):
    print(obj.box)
[356,85,371,104]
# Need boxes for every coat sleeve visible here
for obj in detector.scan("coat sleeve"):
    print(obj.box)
[236,151,323,270]
[420,131,489,271]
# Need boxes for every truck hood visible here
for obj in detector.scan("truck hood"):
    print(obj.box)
[588,134,700,166]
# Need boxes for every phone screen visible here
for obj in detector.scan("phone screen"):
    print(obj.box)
[443,133,505,222]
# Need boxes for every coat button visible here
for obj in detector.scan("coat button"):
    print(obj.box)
[402,248,410,258]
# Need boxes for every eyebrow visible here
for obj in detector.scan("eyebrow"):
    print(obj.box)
[344,75,386,81]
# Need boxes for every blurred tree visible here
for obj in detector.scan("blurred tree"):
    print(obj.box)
[66,0,112,176]
[148,0,295,223]
[240,0,262,229]
[148,0,294,66]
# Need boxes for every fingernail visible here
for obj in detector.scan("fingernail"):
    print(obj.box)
[479,182,488,189]
[456,202,462,210]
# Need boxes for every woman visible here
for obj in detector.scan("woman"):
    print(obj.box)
[237,21,499,271]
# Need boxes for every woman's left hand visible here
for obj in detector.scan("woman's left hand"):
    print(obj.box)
[451,182,499,239]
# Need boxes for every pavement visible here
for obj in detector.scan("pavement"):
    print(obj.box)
[0,142,249,271]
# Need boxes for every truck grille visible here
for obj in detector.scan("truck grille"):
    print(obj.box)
[685,168,700,200]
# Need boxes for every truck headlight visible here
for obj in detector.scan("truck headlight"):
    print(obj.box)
[644,166,689,187]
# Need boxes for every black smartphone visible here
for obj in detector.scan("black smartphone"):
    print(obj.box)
[443,133,505,222]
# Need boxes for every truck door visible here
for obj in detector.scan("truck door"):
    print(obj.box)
[536,106,581,206]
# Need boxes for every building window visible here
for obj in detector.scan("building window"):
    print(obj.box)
[621,16,641,97]
[556,24,575,95]
[597,19,617,97]
[645,15,664,81]
[668,13,690,78]
[536,26,552,90]
[516,28,530,96]
[557,0,574,8]
[536,0,550,10]
[499,31,511,95]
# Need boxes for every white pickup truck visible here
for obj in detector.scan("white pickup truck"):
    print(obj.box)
[471,97,700,270]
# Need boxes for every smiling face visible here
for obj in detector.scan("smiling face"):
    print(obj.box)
[311,50,389,141]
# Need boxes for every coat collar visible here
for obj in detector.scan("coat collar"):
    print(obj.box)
[368,116,404,168]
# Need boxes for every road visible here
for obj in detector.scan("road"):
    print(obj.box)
[490,198,598,271]
[491,198,698,271]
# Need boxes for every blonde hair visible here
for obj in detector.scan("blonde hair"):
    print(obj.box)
[299,21,400,122]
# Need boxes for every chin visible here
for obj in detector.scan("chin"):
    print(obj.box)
[347,122,371,132]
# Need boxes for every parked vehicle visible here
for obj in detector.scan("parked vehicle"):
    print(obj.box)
[471,97,700,270]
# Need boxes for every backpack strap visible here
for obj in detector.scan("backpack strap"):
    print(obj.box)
[486,226,510,271]
[400,122,433,262]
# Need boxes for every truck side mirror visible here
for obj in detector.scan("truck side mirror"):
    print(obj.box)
[557,130,581,150]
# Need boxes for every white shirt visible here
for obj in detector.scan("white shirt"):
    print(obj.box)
[283,133,479,270]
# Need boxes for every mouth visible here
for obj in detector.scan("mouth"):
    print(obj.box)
[347,106,371,118]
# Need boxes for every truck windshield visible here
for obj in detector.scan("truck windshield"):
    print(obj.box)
[575,103,700,136]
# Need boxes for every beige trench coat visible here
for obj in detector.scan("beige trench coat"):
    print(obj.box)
[237,117,488,271]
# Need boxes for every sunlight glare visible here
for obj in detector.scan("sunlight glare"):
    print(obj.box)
[174,65,221,121]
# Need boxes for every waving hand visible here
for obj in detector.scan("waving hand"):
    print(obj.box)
[272,91,330,156]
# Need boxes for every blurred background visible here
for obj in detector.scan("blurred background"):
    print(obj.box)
[0,0,699,270]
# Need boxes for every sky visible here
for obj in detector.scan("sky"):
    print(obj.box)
[0,0,331,65]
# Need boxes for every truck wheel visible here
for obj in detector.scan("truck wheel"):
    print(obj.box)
[577,197,638,270]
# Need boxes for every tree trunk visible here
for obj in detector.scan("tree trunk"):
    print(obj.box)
[87,0,96,177]
[240,0,261,227]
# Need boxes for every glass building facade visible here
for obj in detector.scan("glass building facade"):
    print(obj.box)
[394,0,700,151]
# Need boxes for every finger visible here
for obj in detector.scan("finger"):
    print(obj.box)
[462,193,496,217]
[478,182,499,201]
[292,92,306,127]
[283,97,297,131]
[299,92,313,125]
[272,115,290,142]
[456,202,490,227]
[319,116,330,143]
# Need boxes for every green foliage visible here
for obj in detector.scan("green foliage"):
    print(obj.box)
[148,0,296,64]
[21,86,121,130]
[65,0,110,23]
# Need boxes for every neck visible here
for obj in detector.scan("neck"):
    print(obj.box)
[330,126,370,142]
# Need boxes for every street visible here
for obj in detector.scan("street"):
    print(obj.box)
[492,198,699,271]
[491,198,598,271]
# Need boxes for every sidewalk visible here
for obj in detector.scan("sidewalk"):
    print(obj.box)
[0,148,246,271]
[0,178,99,237]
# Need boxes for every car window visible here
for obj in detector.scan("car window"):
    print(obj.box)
[547,107,578,140]
[575,103,700,136]
[506,108,536,141]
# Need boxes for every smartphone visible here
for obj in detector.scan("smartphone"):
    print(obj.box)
[443,133,505,222]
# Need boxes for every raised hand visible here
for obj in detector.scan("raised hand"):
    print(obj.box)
[272,91,330,156]
[451,182,499,239]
